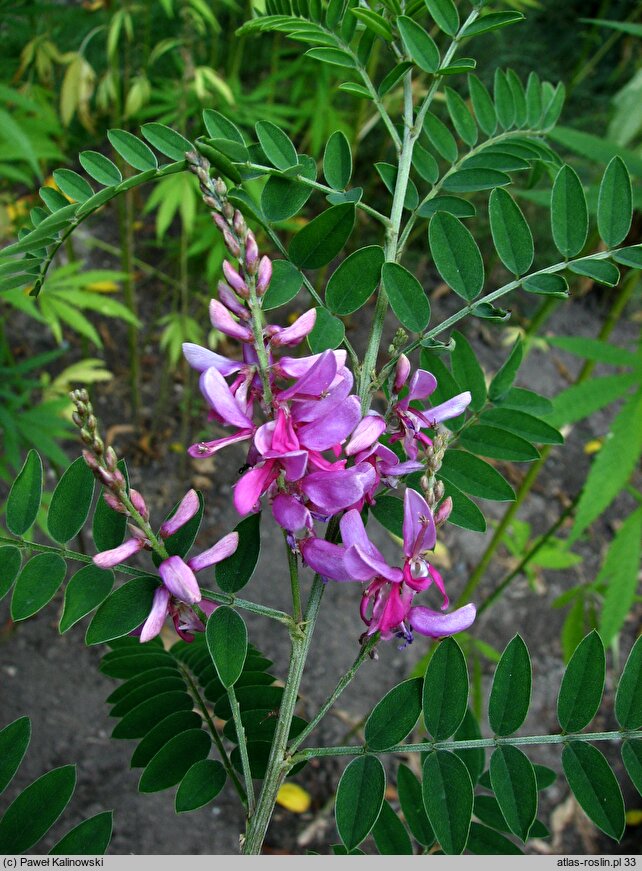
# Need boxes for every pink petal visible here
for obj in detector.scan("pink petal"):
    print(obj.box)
[408,370,438,402]
[234,462,278,515]
[159,555,202,604]
[345,414,386,456]
[292,369,354,424]
[403,488,436,558]
[218,282,248,319]
[160,489,200,538]
[344,544,403,583]
[409,603,476,638]
[278,349,337,401]
[200,367,255,429]
[297,395,361,452]
[301,462,376,514]
[271,494,311,534]
[93,537,145,568]
[140,587,171,643]
[188,430,252,458]
[188,532,239,572]
[300,538,350,581]
[421,392,472,426]
[209,299,253,342]
[264,449,308,482]
[270,309,316,347]
[394,354,411,392]
[277,350,347,379]
[182,342,243,376]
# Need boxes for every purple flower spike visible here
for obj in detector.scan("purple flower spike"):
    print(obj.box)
[160,489,200,538]
[159,555,201,604]
[409,603,476,638]
[140,586,171,643]
[200,367,254,429]
[187,531,240,572]
[93,536,145,568]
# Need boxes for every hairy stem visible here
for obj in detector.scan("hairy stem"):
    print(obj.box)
[228,685,256,815]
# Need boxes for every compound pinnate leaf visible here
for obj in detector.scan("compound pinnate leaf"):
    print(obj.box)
[206,606,248,688]
[490,746,537,842]
[429,213,484,301]
[397,16,440,73]
[49,812,113,855]
[615,635,642,730]
[597,156,632,248]
[52,169,93,203]
[365,677,423,751]
[175,759,226,813]
[0,765,76,853]
[422,751,473,855]
[11,553,67,622]
[467,822,523,855]
[0,717,31,795]
[423,637,468,739]
[335,755,386,851]
[439,451,515,502]
[489,635,532,735]
[557,630,605,732]
[48,457,96,543]
[6,449,43,535]
[79,151,122,187]
[130,711,203,768]
[562,743,625,841]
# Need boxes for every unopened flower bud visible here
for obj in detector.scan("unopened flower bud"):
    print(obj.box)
[72,411,84,428]
[82,450,99,471]
[256,256,272,295]
[223,202,234,221]
[434,480,445,502]
[214,179,227,198]
[93,436,104,456]
[421,475,431,491]
[222,260,249,296]
[80,428,93,445]
[394,354,411,393]
[233,210,246,237]
[86,414,97,432]
[111,469,126,489]
[129,488,149,520]
[104,446,118,471]
[203,194,217,210]
[96,467,115,487]
[103,491,125,513]
[434,496,452,526]
[212,213,228,233]
[245,231,259,274]
[223,229,241,258]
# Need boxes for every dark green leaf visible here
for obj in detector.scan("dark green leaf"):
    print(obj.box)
[488,635,532,735]
[139,729,210,793]
[496,387,553,416]
[52,169,93,203]
[622,741,642,797]
[86,576,159,645]
[597,156,632,248]
[558,630,605,732]
[338,82,372,99]
[526,72,543,127]
[49,812,113,855]
[454,708,485,785]
[109,677,187,717]
[425,0,459,36]
[494,70,515,129]
[307,307,345,353]
[372,800,413,854]
[398,16,440,73]
[613,244,642,269]
[305,47,356,68]
[323,130,352,189]
[326,246,384,315]
[351,8,393,41]
[568,258,620,286]
[175,759,226,813]
[423,112,458,163]
[92,462,129,552]
[562,743,625,841]
[108,129,158,171]
[480,408,563,445]
[112,691,195,740]
[0,717,30,795]
[615,635,642,730]
[375,162,419,210]
[336,755,386,851]
[489,189,534,275]
[439,451,515,501]
[59,565,114,634]
[365,678,423,751]
[429,213,484,301]
[289,203,355,269]
[100,650,175,680]
[522,273,569,298]
[422,751,473,855]
[490,746,537,841]
[467,822,523,855]
[202,110,245,144]
[206,606,248,688]
[451,332,486,413]
[6,449,42,535]
[397,763,434,846]
[443,168,510,193]
[441,480,486,533]
[423,637,468,739]
[551,165,588,258]
[0,545,21,601]
[468,75,496,136]
[256,121,298,170]
[79,151,122,187]
[141,123,193,161]
[418,196,476,219]
[370,494,404,538]
[381,262,430,333]
[130,711,203,768]
[445,88,477,147]
[40,186,69,212]
[461,12,524,38]
[48,457,95,543]
[378,62,413,97]
[11,553,66,622]
[262,260,304,310]
[489,338,523,402]
[507,69,527,127]
[534,764,557,791]
[412,143,439,183]
[0,765,76,853]
[459,425,538,462]
[215,513,261,594]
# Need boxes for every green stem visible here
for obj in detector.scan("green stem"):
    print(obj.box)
[287,634,378,757]
[179,664,248,807]
[291,729,642,763]
[286,538,302,624]
[228,685,255,815]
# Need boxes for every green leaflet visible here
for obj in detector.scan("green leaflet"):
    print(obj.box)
[429,213,484,301]
[206,606,248,688]
[557,631,605,732]
[289,203,356,268]
[365,678,423,751]
[335,755,386,851]
[6,449,42,535]
[381,261,430,332]
[326,246,384,315]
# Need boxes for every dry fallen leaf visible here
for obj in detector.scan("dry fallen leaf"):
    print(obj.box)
[276,783,312,814]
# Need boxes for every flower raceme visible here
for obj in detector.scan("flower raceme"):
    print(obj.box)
[92,487,239,642]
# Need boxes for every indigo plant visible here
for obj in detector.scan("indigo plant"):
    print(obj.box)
[1,0,642,856]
